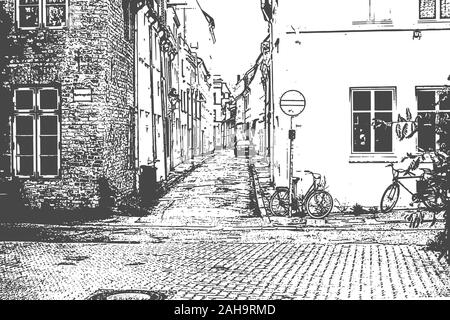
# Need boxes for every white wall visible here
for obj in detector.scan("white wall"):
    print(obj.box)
[136,10,154,169]
[272,1,450,207]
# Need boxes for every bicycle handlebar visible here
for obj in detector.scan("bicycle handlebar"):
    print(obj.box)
[302,170,321,179]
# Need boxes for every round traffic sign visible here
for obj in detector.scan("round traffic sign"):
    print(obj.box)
[280,90,306,117]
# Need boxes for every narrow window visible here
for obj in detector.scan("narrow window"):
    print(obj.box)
[13,87,60,178]
[417,87,450,152]
[440,0,450,18]
[44,0,67,27]
[18,0,40,29]
[420,0,437,19]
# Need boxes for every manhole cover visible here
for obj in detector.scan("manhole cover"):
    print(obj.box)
[87,290,169,300]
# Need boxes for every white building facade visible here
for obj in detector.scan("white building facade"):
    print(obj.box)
[271,0,450,207]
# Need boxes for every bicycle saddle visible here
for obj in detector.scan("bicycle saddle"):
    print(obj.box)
[304,170,321,179]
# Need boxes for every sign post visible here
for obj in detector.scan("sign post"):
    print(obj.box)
[280,90,306,217]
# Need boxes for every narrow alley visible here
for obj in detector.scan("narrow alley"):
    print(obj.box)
[137,150,262,228]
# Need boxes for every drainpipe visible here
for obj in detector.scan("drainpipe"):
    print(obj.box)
[134,11,139,193]
[149,17,158,165]
[269,8,275,185]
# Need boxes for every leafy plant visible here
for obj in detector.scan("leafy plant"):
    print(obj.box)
[426,231,448,261]
[373,83,450,262]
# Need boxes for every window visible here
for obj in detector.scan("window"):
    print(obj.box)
[121,0,134,41]
[181,90,186,113]
[416,87,450,152]
[17,0,67,29]
[13,87,60,177]
[352,0,392,24]
[419,0,450,19]
[44,0,67,27]
[351,88,395,153]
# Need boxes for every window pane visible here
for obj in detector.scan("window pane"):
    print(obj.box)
[40,156,58,175]
[46,1,66,27]
[417,90,436,110]
[40,116,58,135]
[375,91,392,110]
[353,113,371,152]
[40,136,57,155]
[440,92,450,110]
[420,0,437,19]
[15,90,34,110]
[353,91,371,111]
[441,0,450,18]
[19,0,39,28]
[437,112,450,148]
[418,112,436,151]
[17,156,33,176]
[16,136,34,156]
[16,116,34,135]
[375,112,392,152]
[39,89,58,109]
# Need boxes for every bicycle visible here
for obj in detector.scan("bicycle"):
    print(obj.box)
[269,170,334,219]
[380,163,446,213]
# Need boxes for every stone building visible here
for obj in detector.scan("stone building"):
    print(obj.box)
[2,0,136,209]
[1,0,219,210]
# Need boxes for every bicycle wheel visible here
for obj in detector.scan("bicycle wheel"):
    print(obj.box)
[305,190,333,219]
[422,188,446,212]
[269,188,289,216]
[380,183,400,213]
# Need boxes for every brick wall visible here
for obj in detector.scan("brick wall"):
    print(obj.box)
[4,0,135,209]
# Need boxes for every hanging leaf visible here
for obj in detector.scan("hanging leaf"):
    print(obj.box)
[408,157,421,172]
[395,124,402,139]
[405,123,418,139]
[406,108,412,121]
[400,123,408,140]
[398,115,407,123]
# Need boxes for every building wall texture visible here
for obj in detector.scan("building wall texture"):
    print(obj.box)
[4,0,135,209]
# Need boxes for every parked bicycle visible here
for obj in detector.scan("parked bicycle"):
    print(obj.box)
[380,163,446,213]
[269,170,334,219]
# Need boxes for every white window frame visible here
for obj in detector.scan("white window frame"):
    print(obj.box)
[415,86,450,153]
[16,0,41,30]
[13,86,61,179]
[350,87,397,162]
[419,0,450,20]
[16,0,68,30]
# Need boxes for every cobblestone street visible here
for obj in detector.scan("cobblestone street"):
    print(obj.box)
[1,150,450,300]
[2,242,450,300]
[134,150,262,228]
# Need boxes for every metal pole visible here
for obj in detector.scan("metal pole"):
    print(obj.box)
[269,13,275,184]
[288,117,293,217]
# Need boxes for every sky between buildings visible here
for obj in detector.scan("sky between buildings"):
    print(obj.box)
[179,0,268,86]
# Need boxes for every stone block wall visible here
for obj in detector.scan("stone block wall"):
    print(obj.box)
[3,0,135,209]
